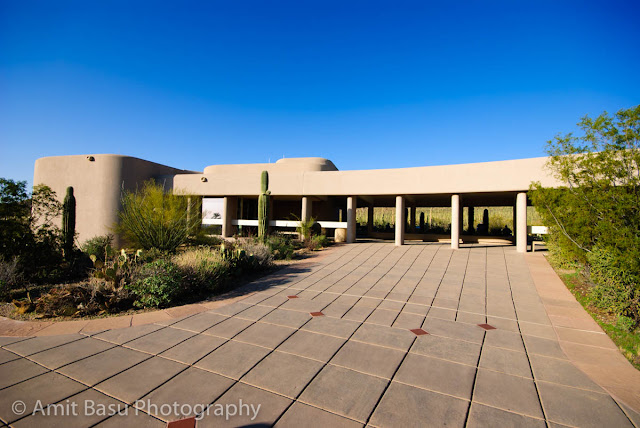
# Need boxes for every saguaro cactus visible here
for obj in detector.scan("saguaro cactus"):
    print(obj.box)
[258,171,271,241]
[419,212,425,232]
[482,209,489,234]
[62,186,76,258]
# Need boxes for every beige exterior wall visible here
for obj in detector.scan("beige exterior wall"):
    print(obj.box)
[174,156,561,197]
[33,154,196,246]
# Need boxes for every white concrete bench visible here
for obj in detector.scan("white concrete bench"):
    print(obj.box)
[528,226,549,252]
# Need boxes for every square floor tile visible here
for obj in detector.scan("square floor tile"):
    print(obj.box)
[95,357,187,404]
[529,354,603,391]
[331,340,405,379]
[351,323,415,351]
[28,337,114,369]
[93,324,164,345]
[467,402,546,428]
[0,358,49,389]
[395,353,476,399]
[538,381,632,427]
[170,313,228,333]
[234,323,296,349]
[369,381,469,428]
[95,409,165,427]
[0,348,20,364]
[422,317,485,344]
[365,308,400,327]
[195,340,271,379]
[299,365,387,423]
[522,335,568,359]
[473,369,544,418]
[274,402,362,428]
[233,304,274,321]
[302,316,360,339]
[139,367,234,421]
[277,330,345,362]
[201,382,291,427]
[0,371,86,424]
[260,309,311,328]
[5,334,83,356]
[479,346,532,378]
[483,329,525,352]
[242,351,324,398]
[209,302,254,316]
[12,389,126,428]
[58,346,150,385]
[124,328,195,355]
[159,334,227,365]
[202,317,253,339]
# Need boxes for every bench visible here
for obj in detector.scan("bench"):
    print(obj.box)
[528,226,549,252]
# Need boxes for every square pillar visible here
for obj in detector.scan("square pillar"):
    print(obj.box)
[410,206,416,233]
[367,205,374,234]
[222,196,237,238]
[451,194,460,249]
[395,196,405,246]
[516,192,527,252]
[347,196,357,243]
[301,196,312,221]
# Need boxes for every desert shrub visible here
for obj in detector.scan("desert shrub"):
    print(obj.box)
[266,234,296,260]
[126,259,184,308]
[0,256,23,300]
[237,241,273,269]
[173,247,230,293]
[117,180,200,253]
[82,234,114,262]
[35,282,133,317]
[305,235,330,251]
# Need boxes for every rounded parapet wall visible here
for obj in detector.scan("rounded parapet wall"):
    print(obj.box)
[203,157,338,174]
[33,154,193,246]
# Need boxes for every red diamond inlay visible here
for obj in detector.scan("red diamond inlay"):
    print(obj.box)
[167,417,196,428]
[310,312,324,317]
[478,323,496,330]
[410,328,429,336]
[287,295,299,299]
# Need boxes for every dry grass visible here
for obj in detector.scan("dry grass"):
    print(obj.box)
[356,206,542,231]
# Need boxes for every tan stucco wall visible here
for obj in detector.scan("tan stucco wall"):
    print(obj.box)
[174,156,562,197]
[33,154,196,246]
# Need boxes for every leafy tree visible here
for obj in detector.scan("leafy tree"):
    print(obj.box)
[0,179,64,285]
[530,105,640,323]
[117,180,200,252]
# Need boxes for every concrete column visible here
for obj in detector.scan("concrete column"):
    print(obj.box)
[395,196,405,246]
[410,206,416,233]
[301,196,312,221]
[367,205,374,234]
[516,192,527,252]
[222,196,237,238]
[512,204,517,237]
[347,196,357,243]
[451,194,460,249]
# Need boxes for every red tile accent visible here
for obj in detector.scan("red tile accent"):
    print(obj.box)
[287,295,299,299]
[410,328,429,336]
[478,323,496,330]
[167,417,196,428]
[310,312,324,317]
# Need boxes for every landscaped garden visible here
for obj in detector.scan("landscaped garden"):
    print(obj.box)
[0,175,330,321]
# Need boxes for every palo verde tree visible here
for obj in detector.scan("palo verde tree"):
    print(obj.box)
[530,105,640,324]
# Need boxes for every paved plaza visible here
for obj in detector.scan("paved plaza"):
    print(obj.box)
[1,242,639,427]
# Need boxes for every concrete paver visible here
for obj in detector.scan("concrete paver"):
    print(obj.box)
[1,242,638,427]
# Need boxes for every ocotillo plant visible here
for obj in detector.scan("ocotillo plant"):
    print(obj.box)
[62,186,76,259]
[258,171,271,241]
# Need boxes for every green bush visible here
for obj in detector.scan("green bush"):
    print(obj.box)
[81,234,114,262]
[117,180,200,253]
[530,105,640,323]
[126,259,183,308]
[266,234,296,260]
[305,235,330,251]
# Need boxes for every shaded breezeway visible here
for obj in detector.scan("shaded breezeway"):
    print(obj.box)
[1,242,639,427]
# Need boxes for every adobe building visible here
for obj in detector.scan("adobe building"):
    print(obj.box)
[33,155,561,251]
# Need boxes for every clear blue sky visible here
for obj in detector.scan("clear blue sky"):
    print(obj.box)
[2,1,639,186]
